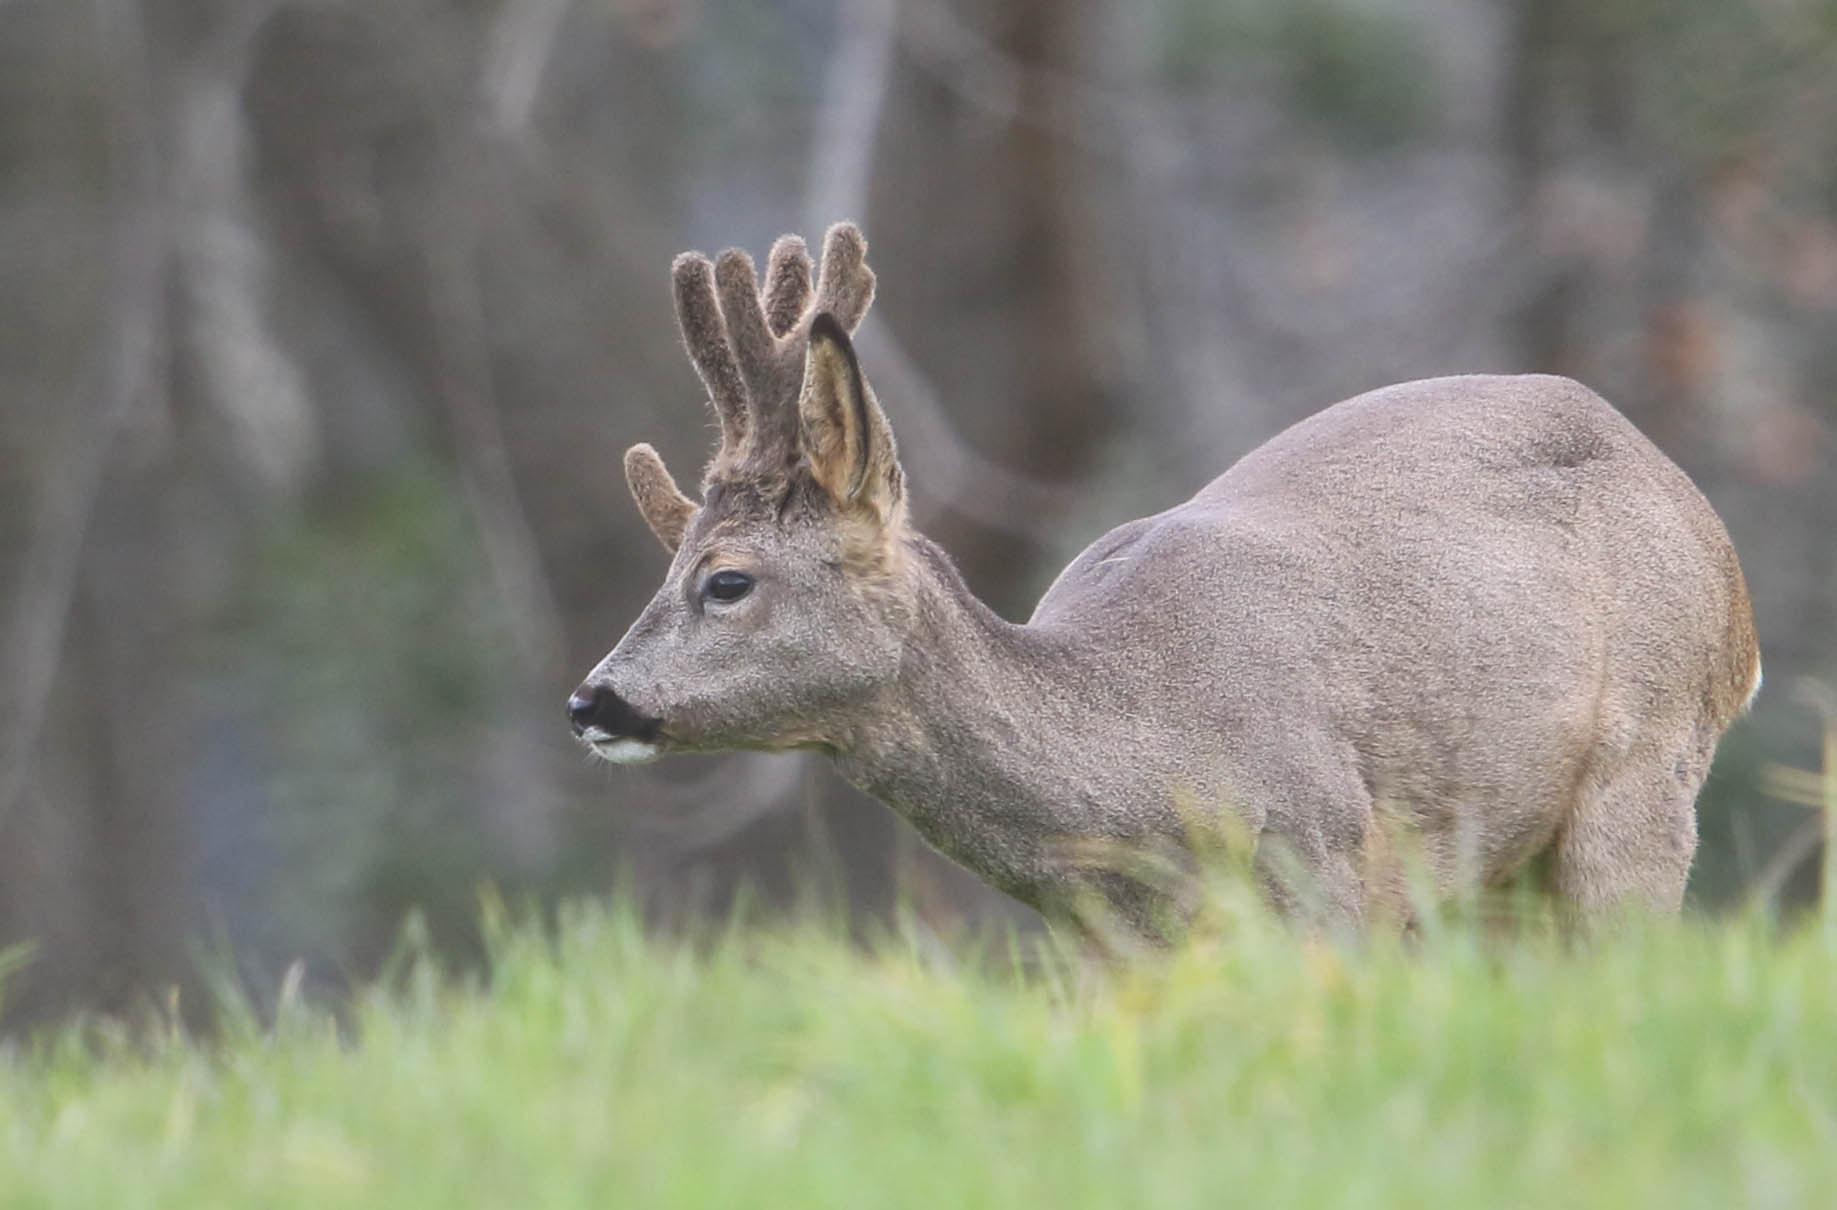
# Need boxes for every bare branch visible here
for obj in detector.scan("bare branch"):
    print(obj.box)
[854,325,1086,540]
[807,0,1078,542]
[1,0,169,827]
[425,192,570,681]
[624,754,812,854]
[805,0,895,234]
[483,0,575,134]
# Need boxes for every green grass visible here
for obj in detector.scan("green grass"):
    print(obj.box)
[1,900,1833,1210]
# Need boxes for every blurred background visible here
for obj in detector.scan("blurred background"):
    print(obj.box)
[2,0,1834,1026]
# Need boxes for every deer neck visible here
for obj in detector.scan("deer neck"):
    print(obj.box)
[832,536,1145,906]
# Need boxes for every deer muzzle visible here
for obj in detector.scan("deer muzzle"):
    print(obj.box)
[568,683,664,764]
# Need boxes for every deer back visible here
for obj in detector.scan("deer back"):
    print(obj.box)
[1028,372,1757,911]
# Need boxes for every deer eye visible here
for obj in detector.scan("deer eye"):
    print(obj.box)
[702,570,754,603]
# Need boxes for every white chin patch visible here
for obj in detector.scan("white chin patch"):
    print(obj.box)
[589,737,661,765]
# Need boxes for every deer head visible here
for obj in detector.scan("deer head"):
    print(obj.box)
[570,223,911,763]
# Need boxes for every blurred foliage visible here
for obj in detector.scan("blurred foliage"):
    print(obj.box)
[684,0,834,142]
[214,464,511,972]
[1566,0,1837,178]
[1691,728,1793,908]
[1158,0,1438,149]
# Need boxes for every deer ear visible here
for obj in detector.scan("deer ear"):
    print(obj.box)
[798,313,904,526]
[624,443,696,551]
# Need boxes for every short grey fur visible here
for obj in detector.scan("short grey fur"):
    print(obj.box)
[573,223,1760,937]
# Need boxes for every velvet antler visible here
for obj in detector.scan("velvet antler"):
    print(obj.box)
[655,222,877,488]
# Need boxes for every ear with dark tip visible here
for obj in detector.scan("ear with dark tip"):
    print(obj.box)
[625,443,697,551]
[813,223,875,333]
[798,313,904,526]
[671,253,748,450]
[762,235,813,338]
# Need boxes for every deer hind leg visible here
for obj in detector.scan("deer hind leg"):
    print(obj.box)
[1551,718,1717,927]
[1252,829,1369,934]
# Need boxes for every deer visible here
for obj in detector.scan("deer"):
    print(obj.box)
[568,222,1761,938]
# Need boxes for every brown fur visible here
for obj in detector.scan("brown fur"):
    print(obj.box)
[714,250,777,397]
[663,224,877,487]
[763,235,813,337]
[623,443,695,550]
[812,224,874,331]
[577,224,1761,938]
[798,316,903,531]
[671,252,749,456]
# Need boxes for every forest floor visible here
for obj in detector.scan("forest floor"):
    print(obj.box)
[2,893,1833,1209]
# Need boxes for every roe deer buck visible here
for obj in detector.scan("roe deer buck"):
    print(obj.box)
[570,222,1759,935]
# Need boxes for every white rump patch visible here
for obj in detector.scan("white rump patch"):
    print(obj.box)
[1744,661,1763,713]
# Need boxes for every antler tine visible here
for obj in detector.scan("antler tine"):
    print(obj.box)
[625,442,696,551]
[813,222,875,333]
[713,249,776,399]
[762,235,813,337]
[672,252,748,451]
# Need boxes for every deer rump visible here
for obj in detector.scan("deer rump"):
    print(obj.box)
[1029,372,1757,926]
[572,223,1759,938]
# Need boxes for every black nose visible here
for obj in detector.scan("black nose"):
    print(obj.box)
[567,690,599,737]
[567,684,662,742]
